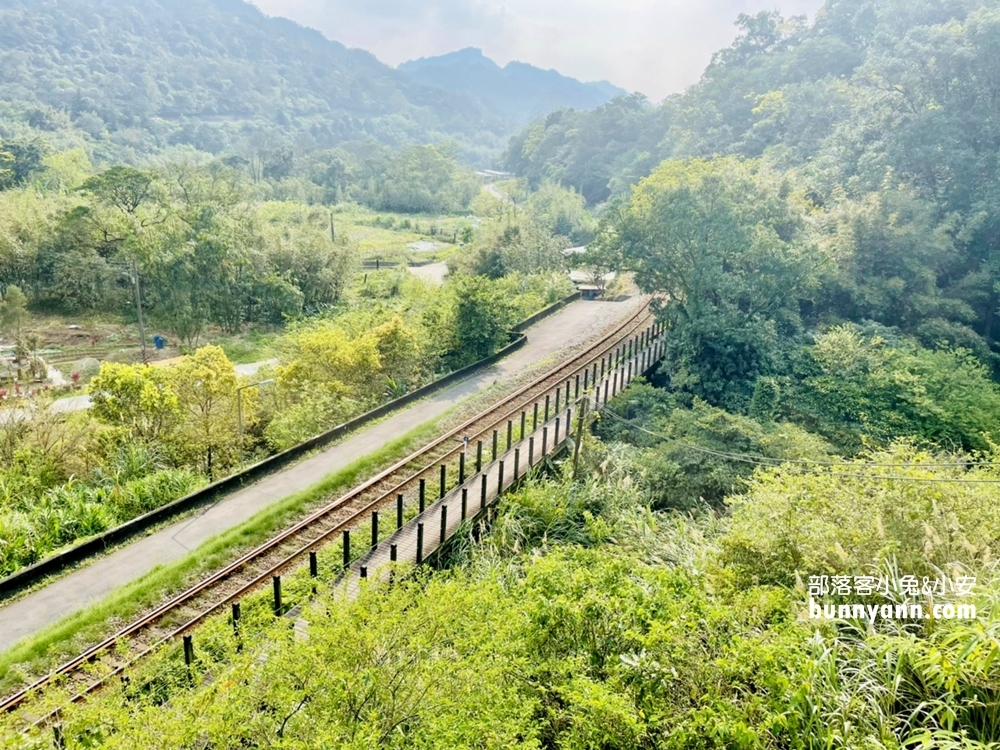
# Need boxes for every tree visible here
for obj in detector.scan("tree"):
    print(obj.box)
[449,276,517,366]
[0,284,28,341]
[267,225,357,314]
[0,139,44,191]
[169,346,251,479]
[708,11,806,71]
[347,143,482,214]
[466,212,566,279]
[525,180,597,245]
[609,157,819,409]
[575,218,627,291]
[82,167,161,219]
[783,325,1000,453]
[89,362,180,443]
[81,167,167,361]
[38,148,94,192]
[0,284,30,379]
[371,316,425,393]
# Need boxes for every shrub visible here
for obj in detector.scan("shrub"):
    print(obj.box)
[719,442,1000,588]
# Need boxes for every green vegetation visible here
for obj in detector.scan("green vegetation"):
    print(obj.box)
[0,138,578,579]
[0,266,571,577]
[0,64,584,577]
[511,0,1000,368]
[6,0,1000,746]
[0,411,449,694]
[14,416,1000,748]
[0,0,506,163]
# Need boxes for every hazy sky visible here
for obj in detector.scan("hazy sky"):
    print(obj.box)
[249,0,825,101]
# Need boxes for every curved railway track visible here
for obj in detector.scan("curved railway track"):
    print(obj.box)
[2,297,659,721]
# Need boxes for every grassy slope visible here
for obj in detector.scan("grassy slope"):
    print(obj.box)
[0,414,448,693]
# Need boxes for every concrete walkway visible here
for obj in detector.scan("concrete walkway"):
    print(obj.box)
[408,262,448,285]
[0,297,645,652]
[333,330,665,603]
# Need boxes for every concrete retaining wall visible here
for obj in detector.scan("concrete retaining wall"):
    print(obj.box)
[0,294,580,599]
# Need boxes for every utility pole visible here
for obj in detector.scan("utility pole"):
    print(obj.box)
[131,259,148,365]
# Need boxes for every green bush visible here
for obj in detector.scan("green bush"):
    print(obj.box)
[0,465,203,576]
[784,326,1000,453]
[719,442,1000,589]
[598,386,833,511]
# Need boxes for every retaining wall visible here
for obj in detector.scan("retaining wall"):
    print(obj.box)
[0,294,581,599]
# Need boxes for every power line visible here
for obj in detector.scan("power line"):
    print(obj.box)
[597,407,1000,484]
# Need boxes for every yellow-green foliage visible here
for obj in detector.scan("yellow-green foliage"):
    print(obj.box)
[170,345,255,477]
[720,442,1000,588]
[28,549,815,749]
[89,345,255,478]
[89,362,179,442]
[265,315,427,450]
[276,326,382,400]
[787,325,1000,453]
[10,438,1000,747]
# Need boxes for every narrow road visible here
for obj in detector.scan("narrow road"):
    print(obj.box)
[408,262,448,285]
[0,297,644,652]
[3,358,282,421]
[234,359,278,377]
[485,183,513,203]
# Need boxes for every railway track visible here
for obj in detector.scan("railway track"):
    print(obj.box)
[1,297,659,722]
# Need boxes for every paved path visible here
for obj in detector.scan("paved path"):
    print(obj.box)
[408,262,448,285]
[333,331,664,603]
[48,395,92,414]
[235,359,278,377]
[485,183,513,204]
[0,297,645,652]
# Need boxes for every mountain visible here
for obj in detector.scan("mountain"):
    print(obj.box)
[399,48,629,126]
[0,0,507,163]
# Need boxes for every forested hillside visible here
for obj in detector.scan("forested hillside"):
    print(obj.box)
[8,1,1000,747]
[506,0,999,205]
[0,0,506,163]
[513,0,1000,357]
[400,48,627,126]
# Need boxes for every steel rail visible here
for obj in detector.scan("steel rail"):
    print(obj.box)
[2,297,659,720]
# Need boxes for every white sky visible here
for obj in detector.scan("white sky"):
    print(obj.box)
[249,0,825,101]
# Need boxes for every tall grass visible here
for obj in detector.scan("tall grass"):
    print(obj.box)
[0,414,446,695]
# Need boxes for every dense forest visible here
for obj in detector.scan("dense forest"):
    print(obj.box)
[0,0,508,163]
[508,0,1000,378]
[5,0,1000,747]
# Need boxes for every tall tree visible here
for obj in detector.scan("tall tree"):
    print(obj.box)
[88,362,180,444]
[450,276,517,366]
[80,167,167,361]
[610,157,820,408]
[170,346,252,479]
[0,284,29,340]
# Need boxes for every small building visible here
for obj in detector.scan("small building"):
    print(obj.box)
[578,285,604,301]
[569,269,616,287]
[475,170,515,184]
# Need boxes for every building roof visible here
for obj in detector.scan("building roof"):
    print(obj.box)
[569,270,616,284]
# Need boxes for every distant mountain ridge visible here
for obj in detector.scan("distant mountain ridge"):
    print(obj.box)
[400,48,629,126]
[0,0,507,162]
